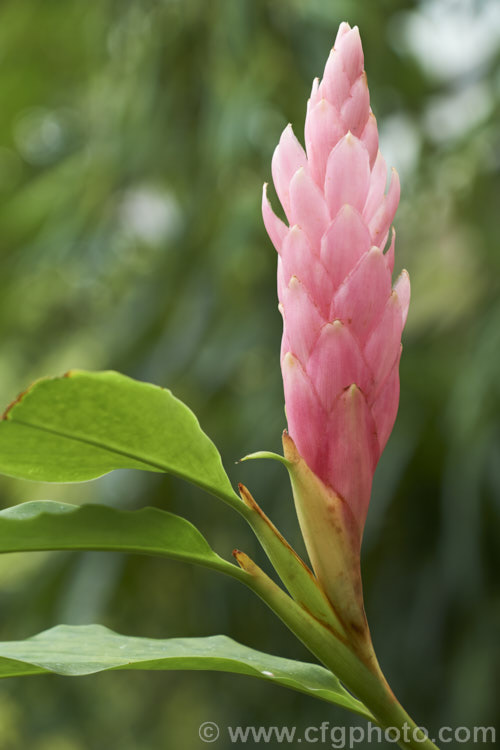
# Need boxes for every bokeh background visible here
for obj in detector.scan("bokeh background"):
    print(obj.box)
[0,0,498,747]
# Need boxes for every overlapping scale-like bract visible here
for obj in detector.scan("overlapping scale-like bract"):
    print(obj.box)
[262,23,410,532]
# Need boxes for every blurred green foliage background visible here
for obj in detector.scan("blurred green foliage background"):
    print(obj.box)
[0,0,498,747]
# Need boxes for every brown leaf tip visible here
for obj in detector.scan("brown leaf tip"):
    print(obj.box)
[281,430,299,463]
[238,483,258,511]
[1,383,34,420]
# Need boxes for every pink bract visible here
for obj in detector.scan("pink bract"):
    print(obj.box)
[262,22,410,533]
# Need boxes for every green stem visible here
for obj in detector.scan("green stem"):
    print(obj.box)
[236,551,439,750]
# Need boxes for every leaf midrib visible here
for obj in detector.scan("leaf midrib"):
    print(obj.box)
[9,418,234,502]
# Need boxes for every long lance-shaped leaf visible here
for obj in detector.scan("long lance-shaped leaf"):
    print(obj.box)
[0,501,246,581]
[0,624,371,717]
[0,370,241,508]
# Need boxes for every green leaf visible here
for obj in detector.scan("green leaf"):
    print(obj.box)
[0,501,245,580]
[0,624,371,717]
[0,370,240,506]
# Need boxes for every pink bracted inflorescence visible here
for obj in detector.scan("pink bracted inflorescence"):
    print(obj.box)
[262,22,410,533]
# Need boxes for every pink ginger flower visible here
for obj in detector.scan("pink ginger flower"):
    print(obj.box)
[262,22,410,536]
